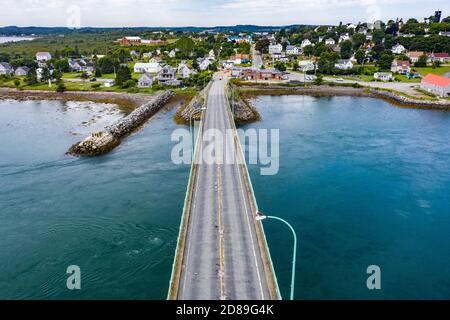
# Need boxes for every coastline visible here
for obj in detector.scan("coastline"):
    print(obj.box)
[236,83,450,111]
[0,88,153,114]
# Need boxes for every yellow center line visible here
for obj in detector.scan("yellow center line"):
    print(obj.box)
[217,163,226,300]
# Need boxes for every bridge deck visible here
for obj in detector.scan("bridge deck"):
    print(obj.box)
[169,74,279,300]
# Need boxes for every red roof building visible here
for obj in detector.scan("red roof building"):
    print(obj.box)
[428,53,450,63]
[421,74,450,97]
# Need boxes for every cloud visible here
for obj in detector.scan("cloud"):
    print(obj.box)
[0,0,447,27]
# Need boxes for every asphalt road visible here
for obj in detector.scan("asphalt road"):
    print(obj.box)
[252,45,263,69]
[177,74,271,300]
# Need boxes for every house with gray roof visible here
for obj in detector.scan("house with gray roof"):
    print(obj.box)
[138,73,154,88]
[0,62,14,75]
[15,66,31,76]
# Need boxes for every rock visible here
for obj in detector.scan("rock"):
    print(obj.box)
[68,91,174,156]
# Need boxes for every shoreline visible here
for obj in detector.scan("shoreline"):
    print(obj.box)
[0,88,154,114]
[236,84,450,111]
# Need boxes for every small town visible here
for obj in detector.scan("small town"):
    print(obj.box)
[1,10,450,100]
[1,0,450,308]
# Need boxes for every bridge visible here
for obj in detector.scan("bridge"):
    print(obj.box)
[168,74,280,300]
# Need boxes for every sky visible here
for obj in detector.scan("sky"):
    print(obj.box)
[0,0,449,28]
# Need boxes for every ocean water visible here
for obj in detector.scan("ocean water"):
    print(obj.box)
[245,95,450,300]
[0,36,35,44]
[1,95,450,300]
[0,99,189,299]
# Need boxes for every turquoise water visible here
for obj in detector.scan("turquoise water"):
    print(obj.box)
[245,95,450,300]
[1,95,450,300]
[0,99,189,299]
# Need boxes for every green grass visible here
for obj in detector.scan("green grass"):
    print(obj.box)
[414,66,450,77]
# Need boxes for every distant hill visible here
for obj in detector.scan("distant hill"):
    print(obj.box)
[0,24,314,36]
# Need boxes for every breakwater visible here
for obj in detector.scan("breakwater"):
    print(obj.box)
[68,90,174,156]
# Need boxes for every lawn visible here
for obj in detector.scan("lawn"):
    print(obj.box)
[414,66,450,77]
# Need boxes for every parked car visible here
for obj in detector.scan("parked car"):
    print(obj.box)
[336,78,344,82]
[90,78,97,82]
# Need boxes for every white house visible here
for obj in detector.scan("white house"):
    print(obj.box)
[104,79,115,87]
[130,50,140,59]
[138,73,154,88]
[198,58,212,71]
[301,39,312,48]
[269,44,282,55]
[339,33,351,43]
[347,23,357,30]
[392,44,406,54]
[133,62,162,74]
[374,72,394,81]
[157,65,181,86]
[286,45,300,55]
[168,50,176,58]
[334,59,354,70]
[209,49,216,59]
[178,62,196,78]
[142,52,153,59]
[325,38,336,46]
[391,60,411,74]
[271,52,289,62]
[0,62,14,75]
[298,60,315,72]
[15,66,30,76]
[36,52,52,62]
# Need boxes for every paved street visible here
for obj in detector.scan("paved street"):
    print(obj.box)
[177,74,273,300]
[287,71,425,97]
[252,45,263,69]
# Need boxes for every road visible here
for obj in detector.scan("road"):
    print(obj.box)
[252,45,263,69]
[177,74,273,300]
[287,71,425,98]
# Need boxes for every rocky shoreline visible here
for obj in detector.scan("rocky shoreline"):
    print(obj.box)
[0,88,153,114]
[68,91,174,157]
[236,84,450,110]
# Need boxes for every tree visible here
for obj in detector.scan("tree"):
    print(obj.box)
[313,42,328,57]
[98,56,118,74]
[318,51,339,74]
[372,29,385,45]
[377,53,394,70]
[255,38,270,54]
[303,45,314,57]
[115,65,132,87]
[54,59,70,73]
[95,68,102,77]
[176,36,195,57]
[41,66,51,82]
[432,60,441,69]
[274,61,287,72]
[384,34,395,50]
[314,74,323,85]
[351,33,366,50]
[14,79,21,88]
[80,72,89,82]
[25,71,38,85]
[414,54,428,67]
[339,40,353,59]
[355,49,366,64]
[53,69,62,83]
[56,82,66,93]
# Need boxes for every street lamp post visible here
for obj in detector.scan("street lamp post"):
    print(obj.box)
[189,107,206,161]
[256,212,297,301]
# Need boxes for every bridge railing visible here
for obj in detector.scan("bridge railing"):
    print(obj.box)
[167,83,210,300]
[224,83,282,300]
